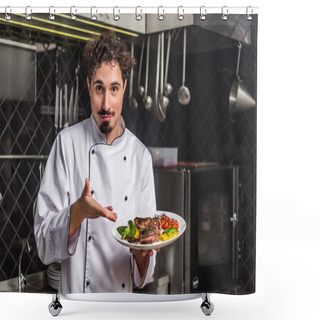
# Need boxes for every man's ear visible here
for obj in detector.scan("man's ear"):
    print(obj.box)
[86,77,91,94]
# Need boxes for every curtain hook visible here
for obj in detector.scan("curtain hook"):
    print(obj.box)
[158,6,164,21]
[113,6,120,21]
[70,6,77,20]
[221,6,228,21]
[5,6,12,20]
[177,6,184,21]
[246,6,253,21]
[135,6,143,21]
[49,6,55,20]
[25,6,32,20]
[91,6,97,21]
[200,6,207,21]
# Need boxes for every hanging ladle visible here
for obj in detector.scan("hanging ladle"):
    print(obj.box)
[178,27,190,105]
[154,33,165,122]
[128,40,138,109]
[229,42,255,119]
[143,35,152,110]
[164,31,173,97]
[159,32,169,111]
[137,38,145,97]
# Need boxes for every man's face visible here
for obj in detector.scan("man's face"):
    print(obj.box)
[87,60,126,139]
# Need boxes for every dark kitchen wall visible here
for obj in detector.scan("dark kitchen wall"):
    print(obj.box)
[0,16,256,293]
[0,24,90,281]
[124,26,257,292]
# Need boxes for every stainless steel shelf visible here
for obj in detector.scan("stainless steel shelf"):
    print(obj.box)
[0,155,48,160]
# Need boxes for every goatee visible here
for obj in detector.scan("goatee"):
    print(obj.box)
[100,121,113,134]
[98,109,115,134]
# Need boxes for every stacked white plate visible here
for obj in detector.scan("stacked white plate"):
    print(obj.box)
[47,262,61,291]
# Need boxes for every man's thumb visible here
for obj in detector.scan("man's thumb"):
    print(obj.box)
[82,178,91,196]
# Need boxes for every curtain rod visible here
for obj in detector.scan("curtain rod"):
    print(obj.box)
[0,6,258,21]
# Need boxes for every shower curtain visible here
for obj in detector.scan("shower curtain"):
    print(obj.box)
[0,6,257,300]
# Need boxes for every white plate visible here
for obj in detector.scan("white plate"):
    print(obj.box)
[112,211,186,250]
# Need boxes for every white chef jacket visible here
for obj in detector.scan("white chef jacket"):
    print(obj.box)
[34,114,157,294]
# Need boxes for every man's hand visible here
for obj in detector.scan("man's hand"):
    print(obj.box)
[130,248,160,278]
[69,178,117,238]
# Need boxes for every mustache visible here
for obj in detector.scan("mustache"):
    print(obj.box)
[97,109,115,116]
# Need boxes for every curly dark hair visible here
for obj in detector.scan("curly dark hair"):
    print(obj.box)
[84,31,136,83]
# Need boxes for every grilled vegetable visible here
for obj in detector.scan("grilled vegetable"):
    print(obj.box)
[160,214,179,230]
[117,226,126,236]
[122,225,131,240]
[120,220,138,240]
[160,227,179,241]
[163,227,179,236]
[133,228,140,239]
[128,220,137,238]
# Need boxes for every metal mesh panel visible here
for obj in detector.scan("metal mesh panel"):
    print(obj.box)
[0,22,89,281]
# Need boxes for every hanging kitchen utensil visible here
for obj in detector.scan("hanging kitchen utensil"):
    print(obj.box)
[159,32,169,114]
[143,35,152,111]
[229,42,256,120]
[128,40,138,109]
[63,83,68,128]
[54,84,59,135]
[73,82,79,124]
[178,27,190,106]
[73,61,80,123]
[59,88,63,130]
[164,31,173,97]
[54,49,60,135]
[137,38,145,97]
[154,33,165,123]
[68,86,74,126]
[154,33,160,120]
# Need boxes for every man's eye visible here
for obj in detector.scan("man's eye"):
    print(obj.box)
[96,85,103,92]
[112,86,118,93]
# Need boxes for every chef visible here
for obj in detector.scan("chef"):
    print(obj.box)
[34,31,157,294]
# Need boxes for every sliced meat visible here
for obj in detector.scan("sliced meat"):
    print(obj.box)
[128,237,139,244]
[134,217,151,229]
[139,234,160,244]
[149,217,161,231]
[132,216,163,244]
[139,224,161,244]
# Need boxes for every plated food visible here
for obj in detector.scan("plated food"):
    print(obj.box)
[112,211,186,250]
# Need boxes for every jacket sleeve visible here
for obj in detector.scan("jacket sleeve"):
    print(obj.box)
[132,253,156,288]
[34,132,79,265]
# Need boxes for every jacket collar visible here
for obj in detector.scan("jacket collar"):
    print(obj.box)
[90,114,126,146]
